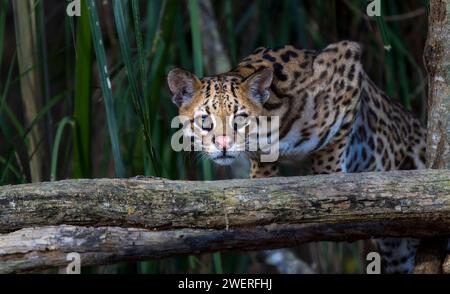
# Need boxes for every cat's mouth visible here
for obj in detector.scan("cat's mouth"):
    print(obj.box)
[209,152,238,166]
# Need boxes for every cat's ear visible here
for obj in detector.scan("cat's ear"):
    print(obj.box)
[167,68,201,108]
[244,68,273,105]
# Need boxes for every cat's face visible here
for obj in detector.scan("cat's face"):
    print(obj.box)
[167,68,273,165]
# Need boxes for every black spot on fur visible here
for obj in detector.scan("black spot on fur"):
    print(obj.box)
[399,156,416,170]
[348,64,355,80]
[263,54,276,62]
[264,102,283,110]
[273,63,288,81]
[281,53,291,62]
[287,50,299,57]
[345,49,352,59]
[299,61,309,69]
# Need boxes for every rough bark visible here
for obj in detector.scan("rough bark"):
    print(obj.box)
[443,254,450,274]
[425,0,450,169]
[1,170,450,272]
[12,0,45,182]
[1,169,450,234]
[413,237,448,274]
[0,219,448,274]
[414,0,450,273]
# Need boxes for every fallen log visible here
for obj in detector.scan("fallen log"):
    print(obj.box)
[1,170,450,234]
[0,220,449,274]
[1,169,450,273]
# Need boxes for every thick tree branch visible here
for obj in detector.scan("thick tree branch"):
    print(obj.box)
[413,237,448,274]
[414,0,450,273]
[0,170,450,234]
[425,0,450,169]
[443,254,450,274]
[0,219,448,274]
[1,169,450,272]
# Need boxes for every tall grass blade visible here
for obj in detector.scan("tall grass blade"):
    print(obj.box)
[0,0,7,71]
[374,2,391,51]
[188,0,203,77]
[292,1,308,47]
[12,0,45,182]
[51,117,73,181]
[423,0,430,14]
[0,155,23,182]
[36,0,53,149]
[113,0,161,176]
[73,0,92,178]
[145,0,162,49]
[0,52,16,116]
[213,253,223,274]
[224,0,237,64]
[1,92,63,183]
[278,0,292,45]
[87,0,125,177]
[131,0,146,97]
[146,0,176,125]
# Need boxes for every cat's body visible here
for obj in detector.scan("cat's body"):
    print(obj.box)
[168,41,427,273]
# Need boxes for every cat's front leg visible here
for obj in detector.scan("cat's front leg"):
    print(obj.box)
[249,159,279,179]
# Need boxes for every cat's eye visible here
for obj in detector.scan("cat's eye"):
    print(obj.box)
[232,114,249,131]
[194,114,214,132]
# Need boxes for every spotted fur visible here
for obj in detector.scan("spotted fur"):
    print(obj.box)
[168,41,427,273]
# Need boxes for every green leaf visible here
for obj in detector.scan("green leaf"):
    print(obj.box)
[73,0,92,178]
[112,0,161,176]
[0,0,8,72]
[188,0,204,77]
[51,117,74,181]
[87,0,125,178]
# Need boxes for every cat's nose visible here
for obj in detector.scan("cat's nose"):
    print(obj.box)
[215,135,232,150]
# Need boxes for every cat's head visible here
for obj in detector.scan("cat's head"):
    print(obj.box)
[167,68,274,165]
